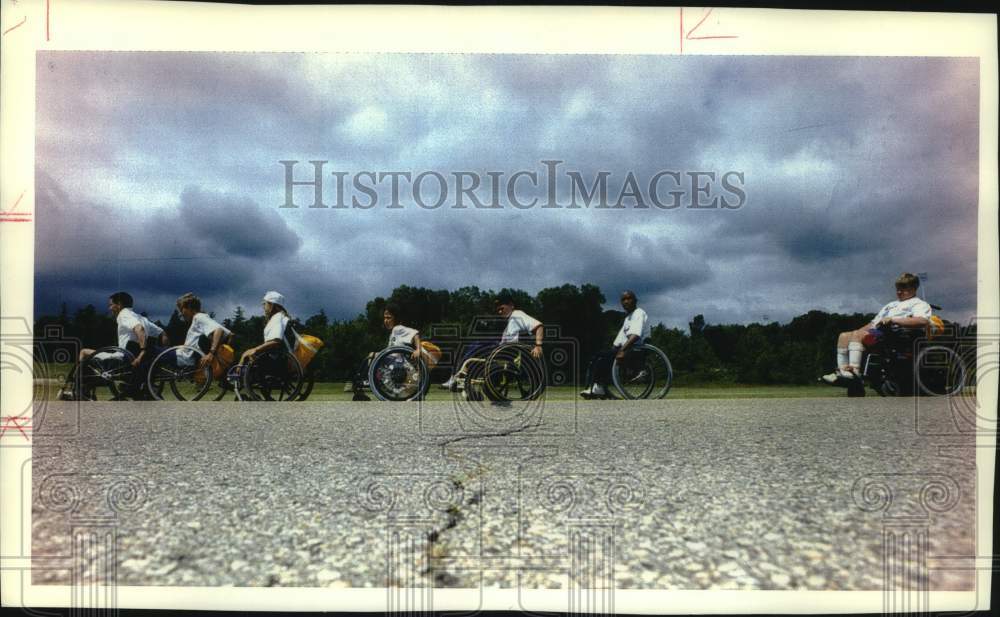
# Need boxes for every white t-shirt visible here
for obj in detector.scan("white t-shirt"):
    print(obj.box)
[614,307,650,347]
[116,307,164,349]
[185,312,230,347]
[178,312,231,364]
[870,296,932,326]
[387,324,419,348]
[264,313,292,351]
[501,310,542,344]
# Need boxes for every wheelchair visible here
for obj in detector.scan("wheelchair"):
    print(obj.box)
[608,343,673,400]
[462,342,546,402]
[365,346,431,401]
[234,348,308,401]
[62,346,139,400]
[855,321,967,398]
[146,345,216,401]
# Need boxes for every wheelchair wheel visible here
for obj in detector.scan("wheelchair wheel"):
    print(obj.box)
[212,379,236,401]
[147,346,213,401]
[80,347,137,400]
[243,349,304,401]
[876,380,900,397]
[368,346,429,401]
[915,345,966,396]
[462,356,486,401]
[296,371,316,401]
[611,344,672,400]
[481,343,546,402]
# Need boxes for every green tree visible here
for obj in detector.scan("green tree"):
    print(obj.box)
[537,283,606,376]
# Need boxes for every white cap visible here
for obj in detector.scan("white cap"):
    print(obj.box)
[263,291,286,306]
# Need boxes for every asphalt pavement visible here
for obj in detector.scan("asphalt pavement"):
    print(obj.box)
[30,396,977,590]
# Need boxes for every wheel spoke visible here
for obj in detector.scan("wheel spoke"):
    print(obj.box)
[612,344,672,399]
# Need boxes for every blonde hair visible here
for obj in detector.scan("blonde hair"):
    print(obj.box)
[895,273,920,290]
[176,292,201,312]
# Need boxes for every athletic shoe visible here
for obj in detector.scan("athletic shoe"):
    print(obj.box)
[820,372,840,384]
[440,376,455,390]
[580,383,606,399]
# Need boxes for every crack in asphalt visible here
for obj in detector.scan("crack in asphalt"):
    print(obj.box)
[421,473,484,585]
[435,422,544,447]
[422,413,552,582]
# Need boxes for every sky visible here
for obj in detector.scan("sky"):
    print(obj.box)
[35,52,980,330]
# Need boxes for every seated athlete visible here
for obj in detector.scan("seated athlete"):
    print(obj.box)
[580,289,650,399]
[175,292,232,367]
[441,292,544,391]
[240,291,294,365]
[821,272,932,383]
[351,304,424,400]
[60,291,168,399]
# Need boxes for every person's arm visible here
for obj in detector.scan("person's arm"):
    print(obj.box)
[882,315,929,328]
[254,339,283,354]
[201,328,226,366]
[616,334,640,359]
[131,324,147,367]
[530,323,543,359]
[615,311,645,358]
[411,333,423,360]
[240,339,281,364]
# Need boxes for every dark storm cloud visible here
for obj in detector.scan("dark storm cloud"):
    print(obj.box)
[34,53,981,327]
[34,172,302,320]
[286,208,711,313]
[175,187,301,258]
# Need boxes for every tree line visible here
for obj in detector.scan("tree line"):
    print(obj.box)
[34,283,955,385]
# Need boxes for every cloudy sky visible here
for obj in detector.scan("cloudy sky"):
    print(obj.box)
[35,52,979,329]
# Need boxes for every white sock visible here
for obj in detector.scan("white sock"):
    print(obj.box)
[848,342,864,372]
[836,348,848,369]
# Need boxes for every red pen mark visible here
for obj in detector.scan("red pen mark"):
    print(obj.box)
[6,190,26,212]
[0,190,30,221]
[680,7,738,54]
[0,416,32,441]
[2,16,27,36]
[685,7,739,42]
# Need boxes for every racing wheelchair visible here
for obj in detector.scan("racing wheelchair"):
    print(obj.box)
[233,348,311,401]
[146,344,227,401]
[462,342,547,402]
[60,346,142,400]
[848,316,967,398]
[351,341,441,401]
[365,345,432,401]
[608,343,674,400]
